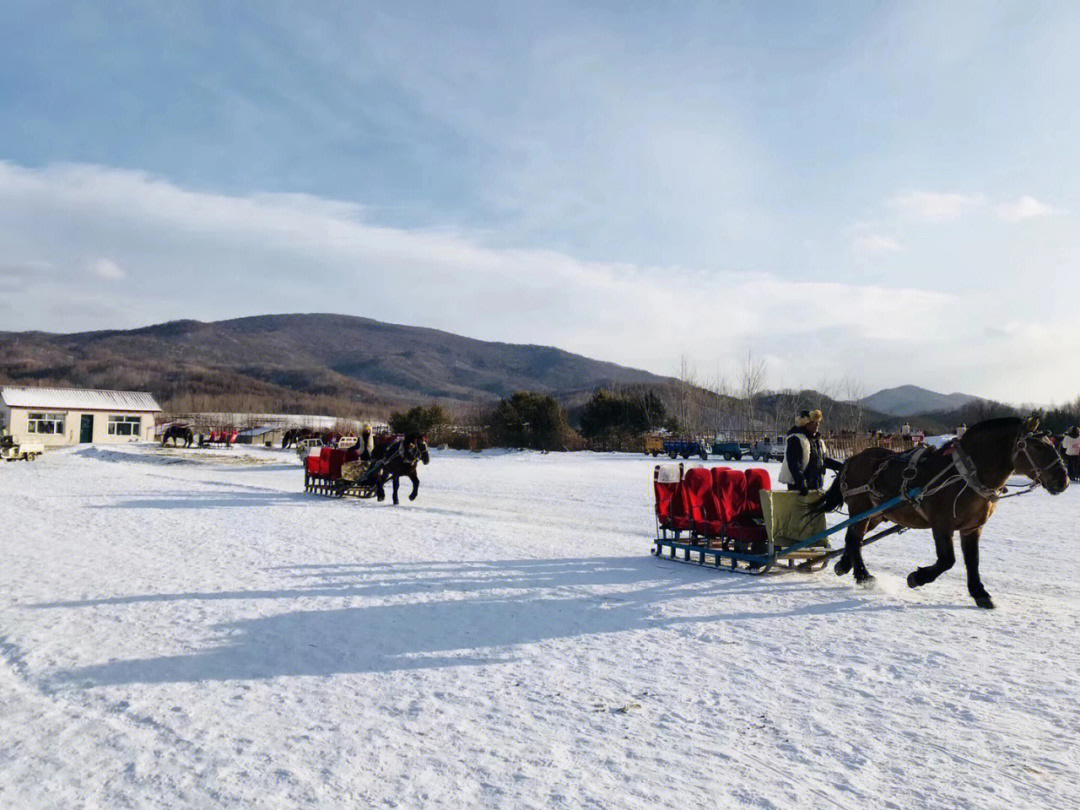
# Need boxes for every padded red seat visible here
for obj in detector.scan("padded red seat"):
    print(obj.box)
[712,468,748,525]
[324,448,346,479]
[743,468,772,518]
[653,465,681,529]
[677,467,718,535]
[725,522,769,544]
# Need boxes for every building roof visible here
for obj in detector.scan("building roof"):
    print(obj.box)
[0,386,162,412]
[238,425,285,437]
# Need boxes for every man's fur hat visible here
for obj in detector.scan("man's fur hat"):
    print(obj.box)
[795,409,823,427]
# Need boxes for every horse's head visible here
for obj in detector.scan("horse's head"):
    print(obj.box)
[1012,418,1069,495]
[403,434,430,465]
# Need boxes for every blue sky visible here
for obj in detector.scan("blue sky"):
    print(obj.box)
[1,1,1077,402]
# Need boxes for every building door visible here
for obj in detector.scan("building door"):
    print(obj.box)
[79,414,94,443]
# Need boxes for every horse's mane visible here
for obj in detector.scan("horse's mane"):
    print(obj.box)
[963,416,1023,437]
[959,416,1024,451]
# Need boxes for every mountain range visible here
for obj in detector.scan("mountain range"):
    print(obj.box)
[0,314,987,424]
[859,385,979,417]
[0,314,669,414]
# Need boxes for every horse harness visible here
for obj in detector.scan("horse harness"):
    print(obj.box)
[840,429,1059,517]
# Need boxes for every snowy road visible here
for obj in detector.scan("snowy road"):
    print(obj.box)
[2,444,1078,809]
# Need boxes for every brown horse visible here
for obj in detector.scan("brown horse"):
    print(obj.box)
[809,416,1068,609]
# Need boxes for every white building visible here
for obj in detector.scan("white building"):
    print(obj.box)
[0,387,161,447]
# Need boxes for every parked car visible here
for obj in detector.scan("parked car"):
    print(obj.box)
[711,439,748,461]
[751,437,786,461]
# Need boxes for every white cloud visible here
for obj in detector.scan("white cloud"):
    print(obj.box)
[851,233,903,257]
[889,191,985,221]
[89,258,125,280]
[0,160,1076,401]
[995,196,1060,222]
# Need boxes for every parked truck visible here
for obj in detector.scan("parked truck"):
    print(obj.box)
[662,438,709,460]
[711,438,749,461]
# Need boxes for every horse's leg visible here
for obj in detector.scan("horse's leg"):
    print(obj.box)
[408,468,419,501]
[836,513,885,578]
[907,524,955,589]
[960,529,994,609]
[842,520,875,586]
[391,473,400,505]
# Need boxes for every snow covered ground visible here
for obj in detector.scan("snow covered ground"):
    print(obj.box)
[2,444,1078,809]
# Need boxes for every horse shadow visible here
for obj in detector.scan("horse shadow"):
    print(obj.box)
[47,557,900,688]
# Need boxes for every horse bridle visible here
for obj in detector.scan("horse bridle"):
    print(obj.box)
[1011,431,1067,488]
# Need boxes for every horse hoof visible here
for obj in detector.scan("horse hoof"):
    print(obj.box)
[856,575,876,590]
[907,572,921,589]
[834,558,851,577]
[975,596,996,610]
[409,494,417,501]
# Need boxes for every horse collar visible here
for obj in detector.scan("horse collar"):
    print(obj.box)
[951,444,1003,502]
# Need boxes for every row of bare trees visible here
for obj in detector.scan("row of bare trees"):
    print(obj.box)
[670,352,874,441]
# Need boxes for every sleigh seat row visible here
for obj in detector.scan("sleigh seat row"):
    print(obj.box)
[654,464,772,553]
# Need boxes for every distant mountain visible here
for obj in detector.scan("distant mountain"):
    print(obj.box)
[860,385,979,417]
[0,314,671,415]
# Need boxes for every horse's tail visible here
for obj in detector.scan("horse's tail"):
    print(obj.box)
[806,465,845,518]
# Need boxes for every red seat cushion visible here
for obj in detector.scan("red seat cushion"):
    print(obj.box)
[726,522,769,544]
[654,466,681,529]
[677,467,718,534]
[326,449,347,479]
[743,468,772,518]
[712,468,748,525]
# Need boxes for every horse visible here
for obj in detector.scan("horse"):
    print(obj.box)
[369,433,430,504]
[161,424,194,448]
[808,416,1068,609]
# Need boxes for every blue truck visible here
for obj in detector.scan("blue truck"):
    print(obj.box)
[662,438,709,460]
[711,438,748,461]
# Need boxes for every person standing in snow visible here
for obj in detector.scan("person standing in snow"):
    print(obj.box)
[779,409,843,495]
[1062,426,1080,482]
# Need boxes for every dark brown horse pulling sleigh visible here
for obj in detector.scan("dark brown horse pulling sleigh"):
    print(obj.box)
[809,416,1068,608]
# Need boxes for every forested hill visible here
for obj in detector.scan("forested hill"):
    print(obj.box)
[0,313,671,414]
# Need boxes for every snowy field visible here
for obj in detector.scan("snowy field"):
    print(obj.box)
[2,444,1078,810]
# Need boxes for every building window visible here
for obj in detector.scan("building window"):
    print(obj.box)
[27,412,66,434]
[108,415,142,436]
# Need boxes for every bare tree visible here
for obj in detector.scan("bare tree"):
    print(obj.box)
[739,350,768,441]
[815,375,843,429]
[842,377,867,435]
[771,387,804,439]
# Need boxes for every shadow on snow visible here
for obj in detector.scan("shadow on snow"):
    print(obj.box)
[44,557,909,688]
